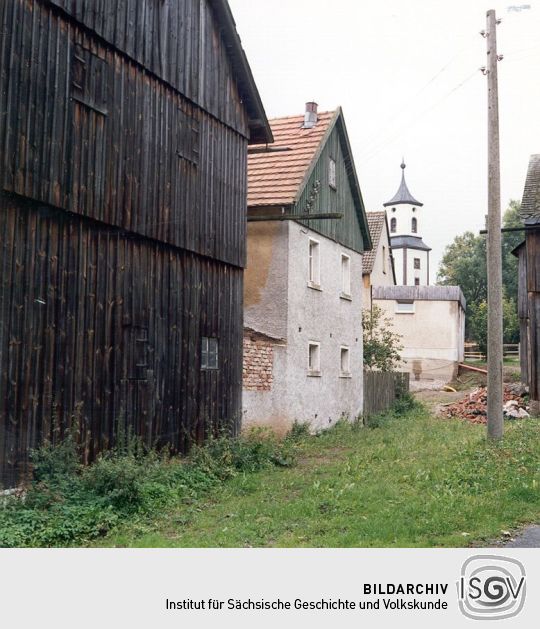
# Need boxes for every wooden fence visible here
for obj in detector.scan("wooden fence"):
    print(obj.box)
[464,343,520,361]
[363,371,410,419]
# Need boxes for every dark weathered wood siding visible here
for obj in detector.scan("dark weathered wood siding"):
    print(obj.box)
[0,0,254,486]
[1,0,248,267]
[293,118,369,255]
[526,231,540,402]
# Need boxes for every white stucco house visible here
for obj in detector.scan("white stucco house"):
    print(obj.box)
[373,285,466,389]
[243,103,372,431]
[362,211,396,308]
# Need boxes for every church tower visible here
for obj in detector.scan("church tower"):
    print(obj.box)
[383,161,431,286]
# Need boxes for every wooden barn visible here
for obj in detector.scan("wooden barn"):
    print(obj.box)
[0,0,272,487]
[513,154,540,414]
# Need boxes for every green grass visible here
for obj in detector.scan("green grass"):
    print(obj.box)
[99,403,540,548]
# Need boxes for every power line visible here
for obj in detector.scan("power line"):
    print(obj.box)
[358,69,480,166]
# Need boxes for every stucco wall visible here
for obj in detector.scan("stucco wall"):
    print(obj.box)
[393,246,429,286]
[244,221,288,340]
[363,225,395,307]
[374,297,465,389]
[243,221,364,431]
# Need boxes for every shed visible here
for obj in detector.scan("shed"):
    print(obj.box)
[372,285,466,389]
[0,0,271,487]
[513,154,540,412]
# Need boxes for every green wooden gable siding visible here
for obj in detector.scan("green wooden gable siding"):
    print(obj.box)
[292,118,368,254]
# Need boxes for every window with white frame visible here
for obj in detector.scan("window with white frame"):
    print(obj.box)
[341,253,351,296]
[328,157,337,189]
[308,238,321,286]
[308,342,321,375]
[340,346,350,376]
[414,257,421,270]
[201,337,219,369]
[395,300,415,314]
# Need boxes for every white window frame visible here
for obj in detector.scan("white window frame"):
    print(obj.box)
[328,157,337,189]
[414,257,421,270]
[340,253,351,298]
[201,336,219,370]
[308,238,321,288]
[395,300,415,314]
[340,346,351,378]
[308,341,321,376]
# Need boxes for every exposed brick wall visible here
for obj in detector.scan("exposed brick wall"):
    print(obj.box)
[243,333,274,391]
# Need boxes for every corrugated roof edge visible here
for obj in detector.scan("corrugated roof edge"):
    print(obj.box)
[209,0,273,145]
[372,285,466,311]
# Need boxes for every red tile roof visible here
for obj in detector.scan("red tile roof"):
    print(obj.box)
[247,111,336,207]
[363,211,387,275]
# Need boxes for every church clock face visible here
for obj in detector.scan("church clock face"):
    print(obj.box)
[383,162,431,287]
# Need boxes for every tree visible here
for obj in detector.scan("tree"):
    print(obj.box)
[437,200,522,343]
[362,305,403,371]
[468,298,519,357]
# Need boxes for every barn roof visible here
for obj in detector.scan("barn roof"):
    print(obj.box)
[372,285,466,311]
[383,162,423,207]
[210,0,273,144]
[363,212,387,274]
[247,110,336,206]
[521,154,540,225]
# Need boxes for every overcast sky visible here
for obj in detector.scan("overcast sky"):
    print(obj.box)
[229,0,540,280]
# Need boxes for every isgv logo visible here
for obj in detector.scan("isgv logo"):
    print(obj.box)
[457,555,526,620]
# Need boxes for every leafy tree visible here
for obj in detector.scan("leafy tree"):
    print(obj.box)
[362,305,403,371]
[437,200,522,343]
[468,298,520,357]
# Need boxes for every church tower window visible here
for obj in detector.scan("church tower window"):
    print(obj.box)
[411,217,417,233]
[390,217,397,233]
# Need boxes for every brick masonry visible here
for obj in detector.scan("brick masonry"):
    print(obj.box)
[243,332,274,391]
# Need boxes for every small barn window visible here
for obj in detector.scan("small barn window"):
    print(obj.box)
[308,342,321,375]
[127,326,149,380]
[176,107,200,166]
[308,238,321,287]
[390,217,397,233]
[411,217,418,233]
[201,337,219,370]
[328,158,337,189]
[340,346,351,377]
[341,254,351,296]
[414,257,421,270]
[71,43,109,115]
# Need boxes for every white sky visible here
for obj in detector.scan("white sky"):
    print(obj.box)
[229,0,540,280]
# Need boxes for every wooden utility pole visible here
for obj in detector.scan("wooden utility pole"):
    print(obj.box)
[485,9,504,440]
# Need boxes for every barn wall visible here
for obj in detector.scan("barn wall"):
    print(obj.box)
[44,0,250,136]
[0,195,243,488]
[0,0,248,268]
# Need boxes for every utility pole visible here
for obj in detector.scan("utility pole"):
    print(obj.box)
[484,9,504,440]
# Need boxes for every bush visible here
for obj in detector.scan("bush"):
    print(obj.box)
[0,426,298,547]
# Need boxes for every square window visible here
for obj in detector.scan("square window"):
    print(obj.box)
[201,337,219,370]
[308,342,321,375]
[328,157,337,189]
[309,239,321,287]
[396,301,415,314]
[414,257,421,270]
[341,253,351,296]
[340,346,350,376]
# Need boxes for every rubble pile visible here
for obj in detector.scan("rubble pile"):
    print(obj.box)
[441,384,530,424]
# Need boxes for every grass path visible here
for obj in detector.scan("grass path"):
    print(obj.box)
[99,403,540,548]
